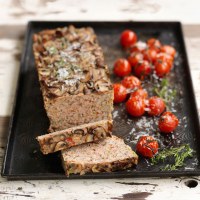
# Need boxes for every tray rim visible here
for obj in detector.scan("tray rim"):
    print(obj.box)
[2,20,200,180]
[1,21,32,179]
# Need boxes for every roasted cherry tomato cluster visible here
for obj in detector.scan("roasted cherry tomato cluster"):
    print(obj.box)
[113,30,179,158]
[114,30,176,79]
[136,110,179,158]
[113,76,179,133]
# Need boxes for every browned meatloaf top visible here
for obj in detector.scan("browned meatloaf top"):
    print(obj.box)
[33,25,112,98]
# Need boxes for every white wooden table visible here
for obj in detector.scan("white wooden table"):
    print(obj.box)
[0,0,200,199]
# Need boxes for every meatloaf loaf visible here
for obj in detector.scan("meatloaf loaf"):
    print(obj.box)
[37,120,112,154]
[33,25,113,132]
[61,135,138,176]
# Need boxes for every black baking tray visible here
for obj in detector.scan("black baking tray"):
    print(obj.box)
[2,21,200,180]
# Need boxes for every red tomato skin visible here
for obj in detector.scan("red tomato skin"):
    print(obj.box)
[154,60,171,77]
[113,83,127,103]
[130,88,148,99]
[120,30,137,48]
[128,52,143,67]
[66,137,75,146]
[134,60,151,79]
[143,48,157,63]
[121,76,141,90]
[147,96,166,116]
[113,58,132,77]
[126,97,145,117]
[130,46,142,53]
[147,38,162,52]
[136,136,159,158]
[156,53,173,69]
[159,112,179,133]
[161,45,176,58]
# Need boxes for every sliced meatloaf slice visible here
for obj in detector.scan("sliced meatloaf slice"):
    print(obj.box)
[33,25,113,132]
[37,120,112,154]
[61,135,138,176]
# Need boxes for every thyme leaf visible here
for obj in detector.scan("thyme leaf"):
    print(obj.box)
[47,46,58,55]
[153,78,177,105]
[151,144,194,171]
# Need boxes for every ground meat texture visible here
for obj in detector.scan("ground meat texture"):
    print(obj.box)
[46,92,113,132]
[33,25,114,132]
[61,135,138,176]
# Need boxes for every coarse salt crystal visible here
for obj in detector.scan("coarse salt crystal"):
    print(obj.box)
[64,78,77,86]
[57,68,69,79]
[136,41,147,50]
[129,127,136,135]
[113,111,119,119]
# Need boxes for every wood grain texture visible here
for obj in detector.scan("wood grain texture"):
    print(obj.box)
[1,0,200,24]
[0,117,10,144]
[0,0,200,199]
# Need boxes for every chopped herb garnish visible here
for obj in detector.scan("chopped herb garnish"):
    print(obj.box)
[61,37,66,48]
[151,144,194,171]
[58,58,66,67]
[47,46,58,55]
[153,78,177,105]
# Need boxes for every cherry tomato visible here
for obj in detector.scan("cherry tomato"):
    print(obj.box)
[66,137,75,146]
[113,58,131,77]
[126,97,145,117]
[161,45,176,58]
[120,30,137,48]
[159,111,179,133]
[147,38,161,52]
[156,53,173,68]
[121,76,141,90]
[130,88,148,99]
[113,83,127,103]
[136,136,159,158]
[143,48,157,63]
[134,60,151,79]
[128,52,143,68]
[147,96,166,116]
[154,60,171,77]
[130,41,147,53]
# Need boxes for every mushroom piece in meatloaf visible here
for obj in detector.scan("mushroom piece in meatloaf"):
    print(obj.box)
[37,120,112,154]
[33,25,113,132]
[61,135,138,176]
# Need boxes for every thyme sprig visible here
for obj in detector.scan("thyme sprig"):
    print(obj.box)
[151,144,194,171]
[153,78,177,104]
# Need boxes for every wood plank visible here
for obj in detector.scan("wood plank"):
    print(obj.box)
[0,25,25,39]
[0,116,10,147]
[1,0,200,24]
[0,117,10,135]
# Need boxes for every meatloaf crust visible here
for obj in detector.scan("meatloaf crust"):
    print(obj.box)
[33,25,113,132]
[61,136,138,176]
[37,120,112,154]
